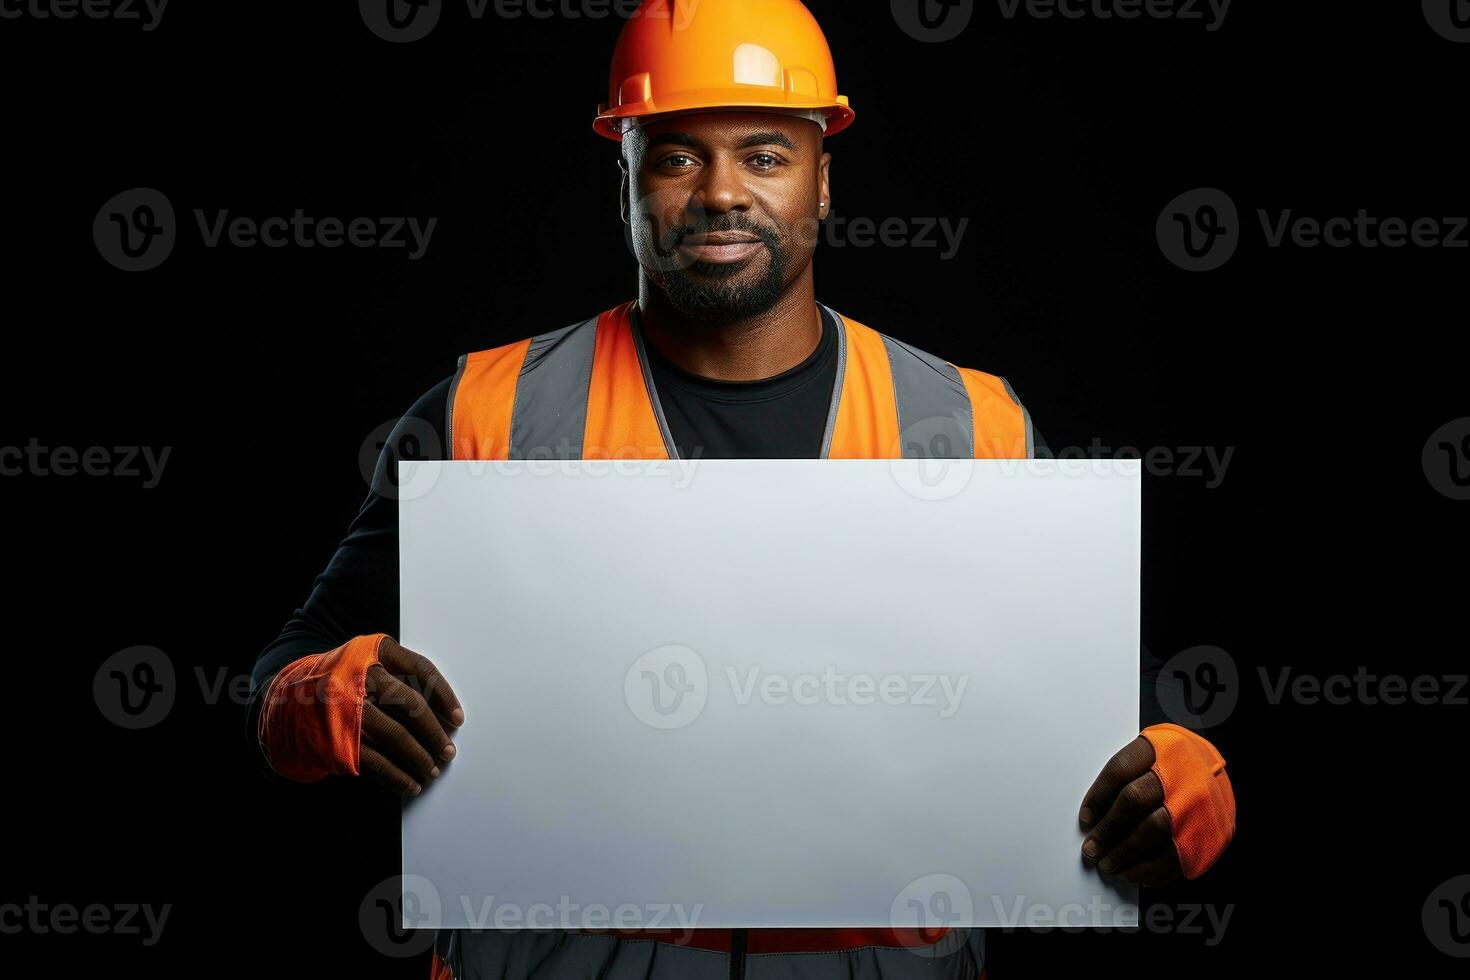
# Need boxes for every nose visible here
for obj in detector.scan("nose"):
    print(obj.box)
[690,153,753,219]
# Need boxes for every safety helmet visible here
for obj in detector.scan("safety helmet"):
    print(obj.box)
[593,0,855,141]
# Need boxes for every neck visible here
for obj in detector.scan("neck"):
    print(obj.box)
[636,265,822,381]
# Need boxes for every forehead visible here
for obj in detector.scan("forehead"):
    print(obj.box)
[635,110,819,148]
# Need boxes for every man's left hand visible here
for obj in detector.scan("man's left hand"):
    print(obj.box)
[1077,736,1183,887]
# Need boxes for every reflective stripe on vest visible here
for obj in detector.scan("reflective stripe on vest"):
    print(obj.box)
[449,301,1033,462]
[440,299,1023,976]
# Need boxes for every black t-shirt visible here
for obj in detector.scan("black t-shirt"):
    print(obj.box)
[639,303,839,459]
[249,307,1150,750]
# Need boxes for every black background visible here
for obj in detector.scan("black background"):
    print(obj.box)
[2,1,1465,976]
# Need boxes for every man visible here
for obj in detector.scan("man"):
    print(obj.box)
[249,2,1236,977]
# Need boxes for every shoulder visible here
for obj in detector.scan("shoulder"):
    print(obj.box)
[825,305,1026,410]
[455,304,627,368]
[826,305,1038,455]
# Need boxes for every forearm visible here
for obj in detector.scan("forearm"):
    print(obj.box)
[246,376,453,777]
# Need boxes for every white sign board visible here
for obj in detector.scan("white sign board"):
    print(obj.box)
[400,458,1141,930]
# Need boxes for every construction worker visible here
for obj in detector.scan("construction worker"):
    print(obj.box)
[249,2,1236,977]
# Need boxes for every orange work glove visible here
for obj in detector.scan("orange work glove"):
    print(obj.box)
[256,633,388,783]
[1139,723,1236,879]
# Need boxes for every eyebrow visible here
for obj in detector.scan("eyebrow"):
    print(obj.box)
[647,131,799,152]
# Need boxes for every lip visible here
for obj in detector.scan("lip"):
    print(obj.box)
[679,232,765,264]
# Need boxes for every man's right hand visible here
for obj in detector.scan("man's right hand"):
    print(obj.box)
[256,633,464,794]
[359,637,464,795]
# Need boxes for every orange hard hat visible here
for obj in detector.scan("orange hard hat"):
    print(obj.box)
[593,0,855,141]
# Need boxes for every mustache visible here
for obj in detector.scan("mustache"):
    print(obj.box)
[660,214,780,251]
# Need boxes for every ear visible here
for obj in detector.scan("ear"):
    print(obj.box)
[618,157,630,226]
[818,151,832,218]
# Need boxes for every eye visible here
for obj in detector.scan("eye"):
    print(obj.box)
[657,152,698,170]
[747,152,782,170]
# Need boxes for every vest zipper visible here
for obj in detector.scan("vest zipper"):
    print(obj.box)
[728,928,748,980]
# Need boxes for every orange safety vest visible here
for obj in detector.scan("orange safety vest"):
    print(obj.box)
[435,299,1031,979]
[449,301,1033,463]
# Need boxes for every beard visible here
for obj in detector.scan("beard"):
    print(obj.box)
[648,216,790,323]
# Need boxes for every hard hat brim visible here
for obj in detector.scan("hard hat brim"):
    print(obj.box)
[594,92,854,142]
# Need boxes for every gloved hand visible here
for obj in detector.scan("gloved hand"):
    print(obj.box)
[1077,723,1236,885]
[256,633,464,795]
